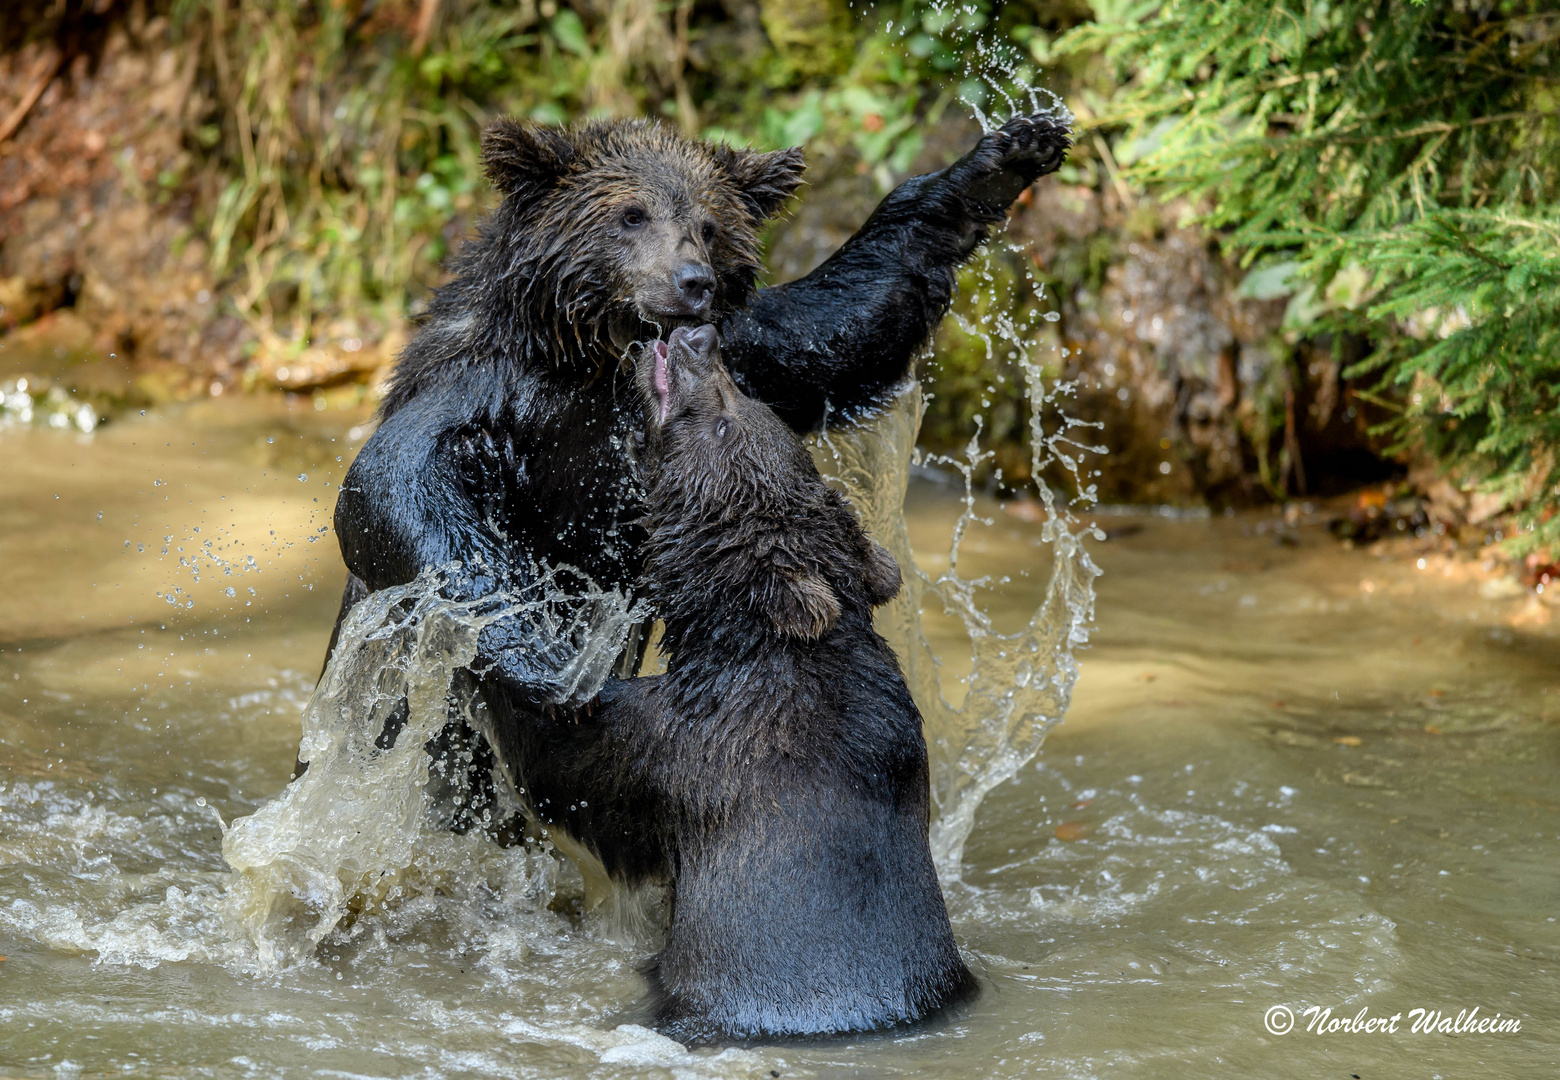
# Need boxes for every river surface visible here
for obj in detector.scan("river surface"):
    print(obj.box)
[1,397,1556,1079]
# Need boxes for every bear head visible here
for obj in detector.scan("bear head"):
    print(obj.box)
[480,119,806,365]
[632,325,902,646]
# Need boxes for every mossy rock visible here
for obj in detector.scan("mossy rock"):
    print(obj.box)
[758,0,852,81]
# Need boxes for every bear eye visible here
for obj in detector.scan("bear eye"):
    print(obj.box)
[714,417,731,440]
[621,206,647,228]
[701,221,717,244]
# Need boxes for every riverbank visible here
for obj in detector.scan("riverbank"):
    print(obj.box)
[4,1,1448,516]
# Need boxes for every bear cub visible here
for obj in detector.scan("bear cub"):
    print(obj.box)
[504,324,977,1044]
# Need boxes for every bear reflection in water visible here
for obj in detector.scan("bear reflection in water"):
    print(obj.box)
[497,325,978,1044]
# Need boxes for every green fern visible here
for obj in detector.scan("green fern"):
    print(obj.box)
[1061,0,1560,549]
[1358,209,1560,537]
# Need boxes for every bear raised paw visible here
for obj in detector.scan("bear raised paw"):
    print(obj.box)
[502,325,978,1043]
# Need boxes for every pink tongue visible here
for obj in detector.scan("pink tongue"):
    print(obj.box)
[652,340,670,422]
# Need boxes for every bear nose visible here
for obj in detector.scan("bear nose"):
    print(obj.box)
[673,262,715,312]
[668,324,716,358]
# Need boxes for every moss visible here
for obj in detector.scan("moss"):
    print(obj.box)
[757,0,853,82]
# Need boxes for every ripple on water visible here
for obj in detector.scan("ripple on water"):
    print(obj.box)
[0,780,242,969]
[961,764,1400,992]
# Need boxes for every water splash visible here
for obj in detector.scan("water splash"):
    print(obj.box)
[825,6,1097,873]
[810,369,1098,878]
[897,1,1073,135]
[221,564,642,972]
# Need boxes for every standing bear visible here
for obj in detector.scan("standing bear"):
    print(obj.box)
[503,324,977,1043]
[322,115,1070,820]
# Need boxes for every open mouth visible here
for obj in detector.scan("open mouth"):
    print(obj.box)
[639,324,715,429]
[651,339,671,424]
[610,306,704,354]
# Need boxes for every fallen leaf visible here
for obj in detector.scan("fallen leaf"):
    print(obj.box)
[1423,725,1443,735]
[1004,498,1044,522]
[1054,821,1093,842]
[1342,772,1387,788]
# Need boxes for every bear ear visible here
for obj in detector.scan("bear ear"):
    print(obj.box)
[769,569,841,641]
[860,539,902,608]
[481,118,575,197]
[713,144,806,222]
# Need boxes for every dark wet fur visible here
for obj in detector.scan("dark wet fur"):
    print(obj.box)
[500,329,978,1043]
[318,115,1068,829]
[377,120,800,415]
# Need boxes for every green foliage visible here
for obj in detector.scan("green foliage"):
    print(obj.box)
[157,0,1081,351]
[757,0,853,80]
[1061,0,1560,547]
[176,0,576,341]
[1359,209,1560,538]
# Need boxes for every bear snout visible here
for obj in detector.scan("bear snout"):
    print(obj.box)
[667,323,716,359]
[673,262,716,314]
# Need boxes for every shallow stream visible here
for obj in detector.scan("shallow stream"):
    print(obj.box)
[1,397,1556,1078]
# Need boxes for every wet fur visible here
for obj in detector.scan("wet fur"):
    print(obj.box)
[322,115,1069,825]
[500,332,977,1043]
[378,121,797,413]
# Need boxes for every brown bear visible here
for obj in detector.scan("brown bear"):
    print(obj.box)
[320,115,1070,830]
[497,324,977,1043]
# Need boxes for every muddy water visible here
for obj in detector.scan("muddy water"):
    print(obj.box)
[1,399,1557,1079]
